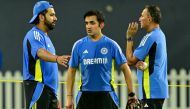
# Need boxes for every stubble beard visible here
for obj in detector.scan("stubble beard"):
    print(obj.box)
[44,18,56,30]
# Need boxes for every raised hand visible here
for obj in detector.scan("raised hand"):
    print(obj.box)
[126,22,138,38]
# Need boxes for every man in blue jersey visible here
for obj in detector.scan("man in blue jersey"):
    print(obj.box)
[125,5,169,109]
[66,10,137,109]
[23,1,70,109]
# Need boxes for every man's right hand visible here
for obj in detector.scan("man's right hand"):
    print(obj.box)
[56,55,71,67]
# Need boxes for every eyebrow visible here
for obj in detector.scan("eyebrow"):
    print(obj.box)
[85,21,95,23]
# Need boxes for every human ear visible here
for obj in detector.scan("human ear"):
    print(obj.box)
[100,22,105,29]
[39,14,45,22]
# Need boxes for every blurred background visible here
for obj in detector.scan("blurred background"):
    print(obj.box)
[0,0,190,109]
[0,0,190,72]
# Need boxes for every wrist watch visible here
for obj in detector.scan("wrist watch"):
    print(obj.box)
[128,92,135,97]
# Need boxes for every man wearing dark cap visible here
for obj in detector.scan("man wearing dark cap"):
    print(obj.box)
[23,1,70,109]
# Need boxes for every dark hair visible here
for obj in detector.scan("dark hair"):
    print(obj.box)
[145,5,161,24]
[33,9,48,24]
[83,10,105,24]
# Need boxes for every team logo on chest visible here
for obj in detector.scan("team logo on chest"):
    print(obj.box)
[100,47,108,55]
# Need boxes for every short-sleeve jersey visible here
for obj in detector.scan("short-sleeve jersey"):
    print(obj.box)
[69,35,126,91]
[23,26,58,95]
[134,27,169,99]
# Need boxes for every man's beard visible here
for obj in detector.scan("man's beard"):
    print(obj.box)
[44,18,56,30]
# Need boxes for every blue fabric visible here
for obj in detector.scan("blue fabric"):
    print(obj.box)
[109,91,119,106]
[134,27,169,99]
[23,26,58,96]
[29,1,53,24]
[29,82,44,109]
[69,35,126,91]
[76,91,82,105]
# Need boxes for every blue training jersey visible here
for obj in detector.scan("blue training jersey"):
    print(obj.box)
[23,26,58,96]
[69,35,126,91]
[134,27,169,99]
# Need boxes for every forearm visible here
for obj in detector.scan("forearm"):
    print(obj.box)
[37,48,57,62]
[121,63,134,93]
[126,40,133,58]
[126,39,139,65]
[67,67,76,96]
[126,40,135,64]
[126,22,139,65]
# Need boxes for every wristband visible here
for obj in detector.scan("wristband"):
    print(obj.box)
[128,92,135,97]
[56,56,59,62]
[127,37,133,41]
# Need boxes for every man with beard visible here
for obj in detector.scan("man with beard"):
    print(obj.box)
[23,1,70,109]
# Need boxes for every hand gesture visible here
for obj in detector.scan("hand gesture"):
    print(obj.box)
[126,22,138,38]
[56,55,71,67]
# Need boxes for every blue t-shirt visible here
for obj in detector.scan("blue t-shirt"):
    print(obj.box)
[23,26,58,95]
[134,27,169,99]
[69,35,126,91]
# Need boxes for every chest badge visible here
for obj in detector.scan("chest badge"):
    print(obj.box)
[100,47,108,55]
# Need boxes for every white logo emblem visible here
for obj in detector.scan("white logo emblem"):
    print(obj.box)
[144,103,149,107]
[83,50,88,54]
[100,48,108,54]
[33,31,41,41]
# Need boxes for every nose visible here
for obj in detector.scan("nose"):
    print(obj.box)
[54,16,57,21]
[86,23,91,29]
[139,16,141,22]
